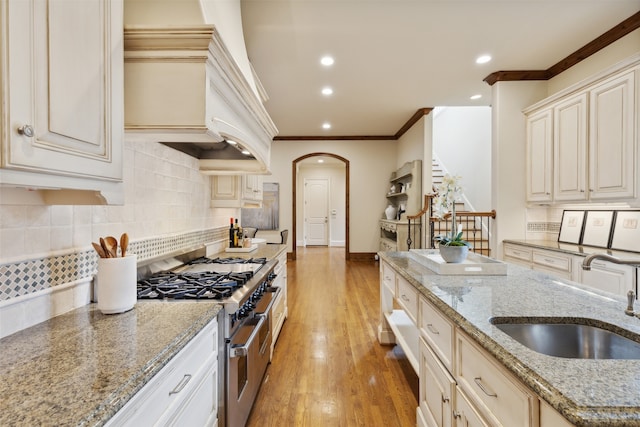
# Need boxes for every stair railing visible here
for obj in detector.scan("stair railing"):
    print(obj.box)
[407,195,497,257]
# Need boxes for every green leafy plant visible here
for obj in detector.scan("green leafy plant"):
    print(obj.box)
[433,174,472,248]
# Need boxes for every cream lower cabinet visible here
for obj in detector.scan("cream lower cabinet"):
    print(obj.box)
[456,332,539,427]
[378,261,419,373]
[504,242,635,298]
[418,338,455,427]
[270,250,288,359]
[416,295,574,427]
[573,257,636,298]
[1,0,124,203]
[504,243,573,280]
[106,317,219,427]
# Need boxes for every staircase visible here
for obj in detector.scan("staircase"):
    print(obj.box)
[429,158,492,256]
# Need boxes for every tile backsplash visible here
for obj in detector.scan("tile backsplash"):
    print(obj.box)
[0,228,226,302]
[0,139,236,337]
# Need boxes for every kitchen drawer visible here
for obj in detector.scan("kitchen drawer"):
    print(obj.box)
[503,244,532,263]
[532,250,571,272]
[397,276,418,324]
[419,296,454,371]
[107,318,218,426]
[163,356,218,427]
[420,338,455,427]
[381,261,397,294]
[455,387,490,427]
[456,332,538,427]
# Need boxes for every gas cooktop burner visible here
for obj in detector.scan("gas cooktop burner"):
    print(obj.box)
[136,270,254,300]
[188,256,267,265]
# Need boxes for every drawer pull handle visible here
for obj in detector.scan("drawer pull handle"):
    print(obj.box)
[400,294,410,302]
[441,395,450,403]
[474,377,497,397]
[169,374,192,395]
[427,324,440,335]
[453,411,461,419]
[543,258,555,263]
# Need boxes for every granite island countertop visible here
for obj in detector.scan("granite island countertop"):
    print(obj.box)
[0,301,221,427]
[379,249,640,427]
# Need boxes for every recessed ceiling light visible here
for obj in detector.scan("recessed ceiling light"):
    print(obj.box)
[321,56,334,66]
[241,149,251,156]
[476,55,491,64]
[322,122,331,130]
[317,159,325,163]
[322,87,333,96]
[470,94,482,100]
[226,139,238,146]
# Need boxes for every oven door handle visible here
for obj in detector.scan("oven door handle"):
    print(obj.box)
[229,315,267,358]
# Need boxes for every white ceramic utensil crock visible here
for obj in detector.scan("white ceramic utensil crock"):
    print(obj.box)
[96,254,137,314]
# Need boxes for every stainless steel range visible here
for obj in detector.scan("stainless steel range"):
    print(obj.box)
[136,248,280,427]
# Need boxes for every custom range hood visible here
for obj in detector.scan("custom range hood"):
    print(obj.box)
[123,0,278,174]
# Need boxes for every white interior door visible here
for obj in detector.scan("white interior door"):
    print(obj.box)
[304,178,329,246]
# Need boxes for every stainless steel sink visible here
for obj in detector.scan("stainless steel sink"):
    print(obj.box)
[491,318,640,359]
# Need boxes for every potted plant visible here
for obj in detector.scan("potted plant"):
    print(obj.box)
[433,174,472,263]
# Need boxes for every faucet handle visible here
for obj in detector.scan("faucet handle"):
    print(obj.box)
[626,290,635,316]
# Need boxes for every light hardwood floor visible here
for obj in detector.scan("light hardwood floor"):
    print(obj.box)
[246,247,418,427]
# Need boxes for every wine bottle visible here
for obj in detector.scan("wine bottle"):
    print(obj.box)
[233,219,239,247]
[229,217,235,247]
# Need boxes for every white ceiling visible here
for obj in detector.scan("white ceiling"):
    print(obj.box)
[241,0,639,138]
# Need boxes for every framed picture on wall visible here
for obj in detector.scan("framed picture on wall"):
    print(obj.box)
[557,210,586,245]
[610,211,640,253]
[581,210,614,248]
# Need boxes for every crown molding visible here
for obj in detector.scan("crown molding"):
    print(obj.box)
[273,107,433,141]
[484,11,640,85]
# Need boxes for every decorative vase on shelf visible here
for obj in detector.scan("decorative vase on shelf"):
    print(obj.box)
[385,204,397,220]
[439,245,469,263]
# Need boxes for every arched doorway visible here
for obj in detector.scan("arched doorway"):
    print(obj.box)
[292,153,349,261]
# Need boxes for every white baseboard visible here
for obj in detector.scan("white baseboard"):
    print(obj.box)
[0,277,93,339]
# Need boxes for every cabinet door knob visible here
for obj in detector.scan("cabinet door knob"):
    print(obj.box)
[17,124,34,137]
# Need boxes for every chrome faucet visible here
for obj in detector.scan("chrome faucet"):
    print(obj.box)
[581,253,640,271]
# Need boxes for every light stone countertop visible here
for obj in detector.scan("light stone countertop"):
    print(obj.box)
[0,300,221,427]
[379,249,640,427]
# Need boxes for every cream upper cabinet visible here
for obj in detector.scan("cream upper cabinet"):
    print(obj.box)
[553,93,588,202]
[242,174,263,203]
[588,70,636,200]
[211,175,263,208]
[1,0,123,194]
[525,59,638,205]
[525,109,553,203]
